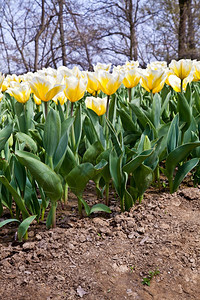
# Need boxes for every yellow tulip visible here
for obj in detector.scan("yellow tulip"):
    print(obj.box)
[33,94,42,105]
[98,71,124,96]
[0,73,5,91]
[86,72,101,94]
[64,76,87,102]
[168,73,194,92]
[93,62,111,72]
[123,68,141,88]
[169,59,194,80]
[193,62,200,81]
[0,93,4,102]
[126,60,139,68]
[7,83,31,104]
[140,68,167,94]
[29,76,65,102]
[85,96,107,116]
[147,61,167,70]
[53,91,67,105]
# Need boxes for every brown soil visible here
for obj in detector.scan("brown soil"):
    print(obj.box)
[0,184,200,300]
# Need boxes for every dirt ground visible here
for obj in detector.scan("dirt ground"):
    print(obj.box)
[0,184,199,300]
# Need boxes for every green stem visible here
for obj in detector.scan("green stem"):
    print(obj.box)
[106,95,110,118]
[24,231,28,241]
[64,183,68,205]
[105,182,109,206]
[138,195,143,204]
[44,101,49,119]
[78,197,83,217]
[71,102,74,117]
[181,131,185,145]
[128,88,132,102]
[120,195,124,212]
[66,100,70,118]
[51,202,57,228]
[155,165,161,189]
[41,207,45,221]
[181,79,183,93]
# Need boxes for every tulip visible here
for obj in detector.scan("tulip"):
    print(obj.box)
[33,94,42,105]
[29,75,65,102]
[86,72,101,94]
[168,73,194,92]
[123,68,141,89]
[93,62,111,72]
[169,59,194,80]
[53,91,67,105]
[0,73,5,91]
[64,76,87,103]
[193,61,200,82]
[140,68,167,94]
[147,61,167,70]
[126,60,139,68]
[85,96,107,116]
[7,83,31,104]
[97,70,124,96]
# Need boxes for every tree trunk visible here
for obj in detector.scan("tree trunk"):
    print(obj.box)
[58,0,67,66]
[187,0,196,59]
[178,0,188,59]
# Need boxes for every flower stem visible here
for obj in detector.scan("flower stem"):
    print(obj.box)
[106,95,110,118]
[51,202,57,228]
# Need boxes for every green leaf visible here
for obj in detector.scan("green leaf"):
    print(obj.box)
[0,123,13,151]
[59,147,78,181]
[66,161,107,196]
[43,108,61,158]
[172,158,199,193]
[109,150,125,199]
[129,103,156,136]
[83,141,104,165]
[124,189,134,211]
[17,215,36,241]
[0,218,20,228]
[151,93,161,128]
[16,150,63,202]
[16,132,38,153]
[123,148,154,174]
[133,164,153,197]
[90,203,111,214]
[160,91,171,116]
[78,197,91,216]
[74,105,83,151]
[166,142,200,183]
[14,155,26,193]
[0,175,29,218]
[177,93,192,133]
[53,117,73,171]
[167,114,179,154]
[106,118,122,156]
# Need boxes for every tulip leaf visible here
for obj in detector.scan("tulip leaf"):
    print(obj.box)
[0,218,20,228]
[0,123,13,151]
[166,142,200,187]
[59,147,78,181]
[16,150,63,202]
[83,141,103,164]
[86,109,106,148]
[129,103,156,135]
[123,148,154,174]
[16,132,38,153]
[160,91,171,115]
[172,158,199,193]
[17,215,37,241]
[66,160,107,196]
[151,93,161,128]
[13,155,26,193]
[90,203,111,214]
[109,150,126,199]
[43,108,61,159]
[177,93,192,133]
[0,175,29,218]
[78,197,91,216]
[106,118,122,156]
[53,118,73,171]
[194,86,200,114]
[117,109,138,132]
[167,114,179,154]
[133,164,153,197]
[124,189,134,211]
[73,105,83,152]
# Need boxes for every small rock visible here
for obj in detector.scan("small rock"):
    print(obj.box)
[93,218,108,227]
[35,234,42,241]
[23,242,36,250]
[136,227,145,234]
[126,221,136,228]
[79,235,86,243]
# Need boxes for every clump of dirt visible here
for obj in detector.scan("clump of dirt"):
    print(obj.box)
[0,185,200,300]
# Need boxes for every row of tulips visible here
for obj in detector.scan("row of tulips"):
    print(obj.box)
[0,59,200,240]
